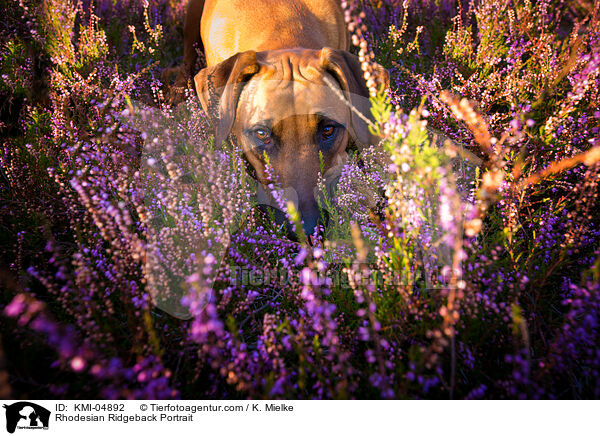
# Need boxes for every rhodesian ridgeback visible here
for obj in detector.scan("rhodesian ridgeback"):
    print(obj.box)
[183,0,388,236]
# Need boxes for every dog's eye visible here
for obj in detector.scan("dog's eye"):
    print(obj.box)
[320,124,339,143]
[255,128,271,144]
[322,125,335,139]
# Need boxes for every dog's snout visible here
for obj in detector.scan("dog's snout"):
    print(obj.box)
[302,209,329,238]
[256,204,329,242]
[302,214,319,236]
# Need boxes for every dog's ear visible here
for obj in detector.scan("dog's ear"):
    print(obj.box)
[194,51,260,145]
[320,48,389,147]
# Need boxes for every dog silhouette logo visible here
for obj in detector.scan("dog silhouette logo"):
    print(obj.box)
[2,402,50,433]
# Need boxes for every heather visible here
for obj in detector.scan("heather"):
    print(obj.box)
[0,0,599,399]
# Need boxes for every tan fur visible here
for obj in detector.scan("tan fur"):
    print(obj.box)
[183,0,348,71]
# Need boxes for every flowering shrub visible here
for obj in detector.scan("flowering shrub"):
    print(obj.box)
[1,0,599,399]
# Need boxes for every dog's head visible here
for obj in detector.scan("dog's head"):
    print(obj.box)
[194,48,388,236]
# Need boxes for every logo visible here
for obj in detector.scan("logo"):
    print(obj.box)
[3,402,50,434]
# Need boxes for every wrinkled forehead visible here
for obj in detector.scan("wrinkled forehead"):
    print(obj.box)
[237,51,349,127]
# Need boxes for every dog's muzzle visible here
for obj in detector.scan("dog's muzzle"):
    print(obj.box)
[256,151,348,238]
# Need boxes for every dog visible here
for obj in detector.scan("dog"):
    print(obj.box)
[183,0,389,236]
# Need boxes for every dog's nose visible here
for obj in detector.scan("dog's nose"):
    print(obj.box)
[254,205,329,242]
[302,215,319,236]
[301,209,330,240]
